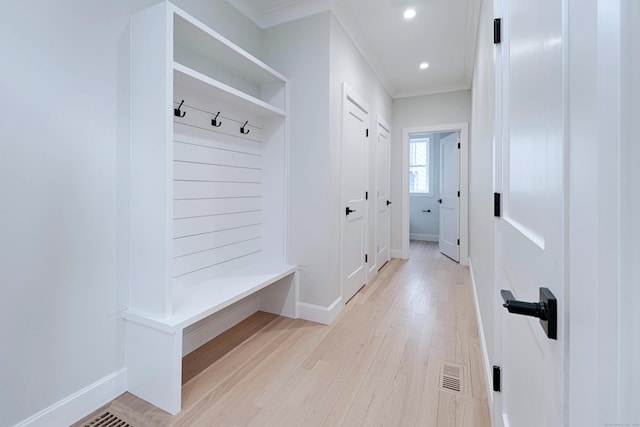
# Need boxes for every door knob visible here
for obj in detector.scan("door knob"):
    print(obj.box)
[345,207,356,215]
[500,287,557,340]
[386,200,391,206]
[438,199,442,204]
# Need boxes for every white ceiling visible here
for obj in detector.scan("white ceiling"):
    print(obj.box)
[226,0,481,98]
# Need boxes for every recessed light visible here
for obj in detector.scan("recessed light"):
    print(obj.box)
[403,8,416,20]
[419,62,429,69]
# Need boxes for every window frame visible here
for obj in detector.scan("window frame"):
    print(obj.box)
[408,135,432,196]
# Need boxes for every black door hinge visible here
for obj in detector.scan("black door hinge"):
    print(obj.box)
[494,192,501,217]
[494,18,501,44]
[365,254,368,263]
[365,191,368,200]
[366,129,369,137]
[493,366,501,392]
[458,142,461,149]
[457,239,460,246]
[457,191,460,197]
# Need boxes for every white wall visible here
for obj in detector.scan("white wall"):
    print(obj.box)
[468,0,495,405]
[329,14,393,286]
[0,1,261,425]
[262,13,333,308]
[262,13,391,314]
[390,91,471,254]
[409,132,444,241]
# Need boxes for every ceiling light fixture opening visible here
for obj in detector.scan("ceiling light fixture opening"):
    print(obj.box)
[420,62,429,69]
[403,8,416,20]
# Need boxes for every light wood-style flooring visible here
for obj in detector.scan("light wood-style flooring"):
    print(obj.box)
[75,241,491,426]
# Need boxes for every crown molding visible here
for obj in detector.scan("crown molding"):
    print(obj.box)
[227,0,330,28]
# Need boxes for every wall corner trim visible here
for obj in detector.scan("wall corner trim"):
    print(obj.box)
[390,249,406,259]
[14,368,127,427]
[297,297,344,325]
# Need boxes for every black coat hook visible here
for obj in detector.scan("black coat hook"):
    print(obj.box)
[174,100,186,118]
[240,121,250,134]
[211,112,222,127]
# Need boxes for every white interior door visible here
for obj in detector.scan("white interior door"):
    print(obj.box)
[438,132,460,261]
[341,92,368,303]
[494,0,565,424]
[376,120,390,270]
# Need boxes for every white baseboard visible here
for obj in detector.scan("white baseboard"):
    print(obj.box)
[297,297,343,325]
[182,296,260,356]
[410,233,438,242]
[468,260,494,416]
[15,368,127,427]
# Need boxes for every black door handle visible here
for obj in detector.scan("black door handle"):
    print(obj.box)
[345,207,356,215]
[386,200,391,206]
[438,199,442,204]
[501,287,557,340]
[501,290,547,318]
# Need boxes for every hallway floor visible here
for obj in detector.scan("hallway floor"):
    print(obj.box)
[75,241,491,426]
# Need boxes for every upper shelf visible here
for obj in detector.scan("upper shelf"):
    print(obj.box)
[171,5,287,111]
[174,63,286,118]
[173,11,287,85]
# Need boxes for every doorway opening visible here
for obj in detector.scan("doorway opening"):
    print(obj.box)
[401,123,468,264]
[408,130,460,261]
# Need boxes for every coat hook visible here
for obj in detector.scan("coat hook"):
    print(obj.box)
[211,112,222,127]
[240,121,250,134]
[174,100,186,118]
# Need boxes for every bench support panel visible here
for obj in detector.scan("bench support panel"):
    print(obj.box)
[125,322,182,415]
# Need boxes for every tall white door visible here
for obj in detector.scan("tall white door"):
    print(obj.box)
[341,92,368,303]
[494,0,565,424]
[438,132,460,261]
[376,120,391,270]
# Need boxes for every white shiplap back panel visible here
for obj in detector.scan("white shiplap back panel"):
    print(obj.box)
[174,181,260,199]
[173,224,262,257]
[171,96,266,292]
[174,141,262,169]
[173,210,262,238]
[173,197,261,219]
[174,161,261,182]
[173,238,262,277]
[172,252,263,290]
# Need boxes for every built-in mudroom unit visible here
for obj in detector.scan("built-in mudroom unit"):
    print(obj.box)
[124,2,297,414]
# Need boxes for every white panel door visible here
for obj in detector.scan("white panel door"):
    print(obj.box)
[438,132,460,262]
[495,0,565,424]
[341,94,368,303]
[376,121,391,270]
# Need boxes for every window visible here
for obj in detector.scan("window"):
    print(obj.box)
[409,136,430,194]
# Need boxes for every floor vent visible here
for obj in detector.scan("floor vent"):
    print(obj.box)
[439,362,464,394]
[84,411,133,427]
